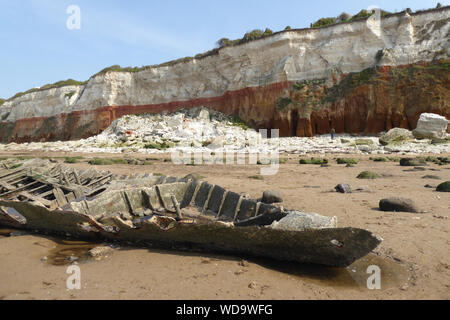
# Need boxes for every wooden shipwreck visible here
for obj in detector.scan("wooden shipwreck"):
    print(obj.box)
[0,158,382,267]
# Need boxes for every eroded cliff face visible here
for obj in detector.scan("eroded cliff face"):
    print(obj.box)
[0,8,449,143]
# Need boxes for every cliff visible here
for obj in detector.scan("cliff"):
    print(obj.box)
[0,7,449,143]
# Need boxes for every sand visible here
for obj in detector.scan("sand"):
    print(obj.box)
[0,150,449,300]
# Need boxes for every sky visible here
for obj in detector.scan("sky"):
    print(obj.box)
[0,0,448,99]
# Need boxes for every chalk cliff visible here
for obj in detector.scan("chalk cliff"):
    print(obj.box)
[0,7,449,143]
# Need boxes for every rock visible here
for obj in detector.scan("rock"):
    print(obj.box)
[198,108,210,122]
[379,128,414,146]
[238,260,250,268]
[400,158,426,167]
[67,256,79,262]
[413,113,449,140]
[436,181,450,192]
[422,175,441,180]
[165,114,184,127]
[262,190,283,204]
[357,171,380,179]
[335,184,352,194]
[355,139,374,145]
[379,198,420,213]
[270,211,337,231]
[424,184,437,189]
[88,246,114,260]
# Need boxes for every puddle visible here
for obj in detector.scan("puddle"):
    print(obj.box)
[0,228,27,237]
[46,239,100,266]
[0,228,17,237]
[255,253,409,290]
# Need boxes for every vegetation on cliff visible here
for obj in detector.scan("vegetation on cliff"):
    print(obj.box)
[0,99,5,107]
[310,9,392,28]
[6,79,86,101]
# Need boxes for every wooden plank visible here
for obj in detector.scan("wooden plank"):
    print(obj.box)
[62,171,70,185]
[28,184,49,194]
[73,170,81,185]
[16,191,53,207]
[66,192,76,203]
[0,181,40,197]
[0,170,26,181]
[86,173,113,188]
[38,189,55,198]
[7,176,30,186]
[0,181,16,192]
[53,188,68,207]
[73,187,84,199]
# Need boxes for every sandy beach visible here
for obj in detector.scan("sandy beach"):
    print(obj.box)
[0,151,448,300]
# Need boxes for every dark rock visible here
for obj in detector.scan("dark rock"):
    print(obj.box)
[436,181,450,192]
[400,158,427,167]
[422,175,442,180]
[262,190,283,204]
[335,184,352,194]
[357,171,380,179]
[424,184,437,189]
[379,198,420,213]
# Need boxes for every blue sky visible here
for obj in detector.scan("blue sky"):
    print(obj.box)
[0,0,447,99]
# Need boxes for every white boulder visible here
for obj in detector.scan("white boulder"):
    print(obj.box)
[413,113,449,140]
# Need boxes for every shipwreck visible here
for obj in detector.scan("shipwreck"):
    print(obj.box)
[0,158,382,267]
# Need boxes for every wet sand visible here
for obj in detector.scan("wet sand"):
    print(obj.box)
[0,151,449,300]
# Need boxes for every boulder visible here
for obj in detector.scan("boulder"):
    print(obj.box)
[379,198,420,213]
[400,158,426,167]
[412,113,449,140]
[335,184,352,194]
[88,246,114,260]
[166,114,184,127]
[379,128,414,146]
[436,181,450,192]
[262,190,283,204]
[270,212,337,231]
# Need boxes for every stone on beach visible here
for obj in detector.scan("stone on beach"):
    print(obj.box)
[335,184,352,194]
[436,181,450,192]
[379,198,420,213]
[412,113,449,140]
[270,212,338,231]
[379,128,414,146]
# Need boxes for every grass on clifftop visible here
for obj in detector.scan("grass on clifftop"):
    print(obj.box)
[7,79,87,101]
[310,9,392,28]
